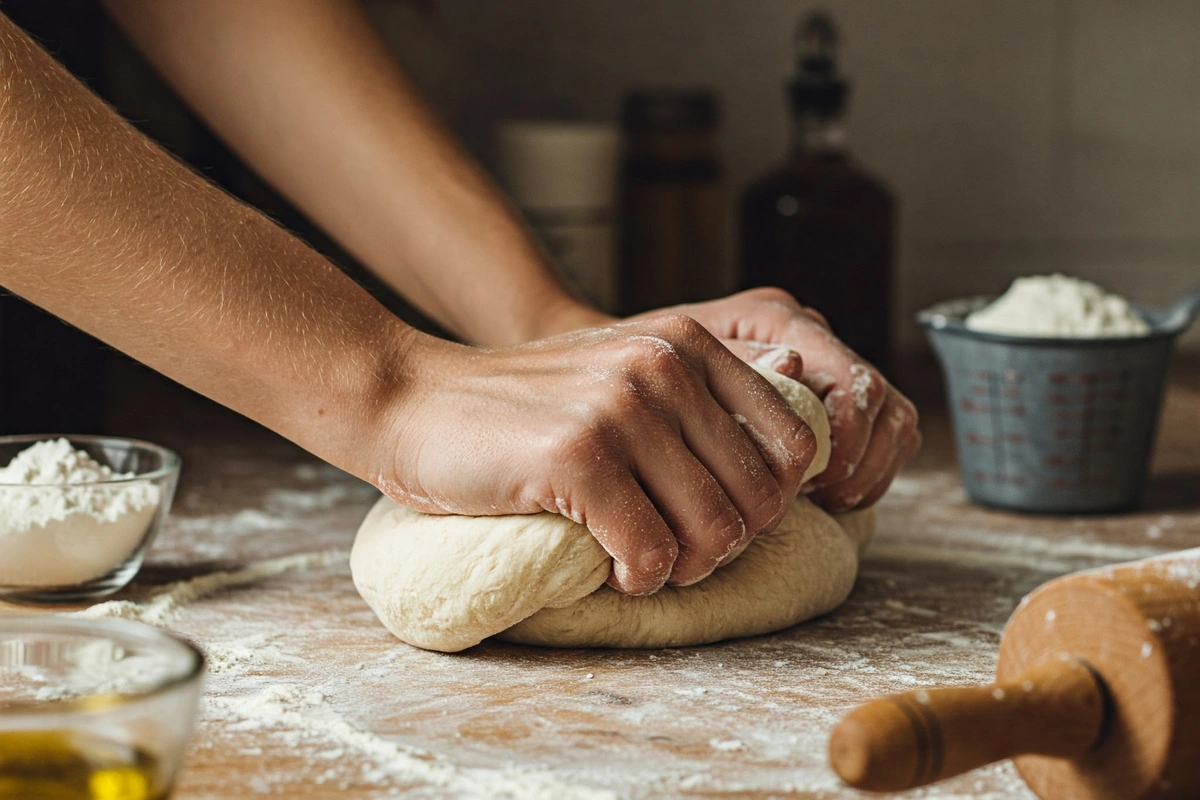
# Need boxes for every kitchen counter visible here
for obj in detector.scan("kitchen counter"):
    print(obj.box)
[4,359,1199,799]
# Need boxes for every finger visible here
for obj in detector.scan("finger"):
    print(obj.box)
[707,356,816,509]
[809,362,889,488]
[686,345,814,505]
[676,385,784,537]
[853,429,923,509]
[632,434,749,587]
[638,315,816,507]
[720,339,805,381]
[574,467,678,596]
[812,392,914,510]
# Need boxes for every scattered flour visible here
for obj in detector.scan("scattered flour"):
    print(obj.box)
[965,274,1151,338]
[0,438,161,586]
[708,738,746,752]
[73,550,348,626]
[204,685,620,799]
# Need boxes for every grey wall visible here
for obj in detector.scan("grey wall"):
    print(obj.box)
[365,0,1200,351]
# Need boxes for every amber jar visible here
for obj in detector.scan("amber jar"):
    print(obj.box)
[739,15,895,375]
[618,90,726,315]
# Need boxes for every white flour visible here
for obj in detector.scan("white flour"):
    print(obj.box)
[74,549,348,626]
[0,439,160,586]
[965,274,1151,337]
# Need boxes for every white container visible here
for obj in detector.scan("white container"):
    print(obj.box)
[494,121,620,312]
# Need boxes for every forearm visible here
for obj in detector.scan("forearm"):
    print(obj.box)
[0,14,412,482]
[102,0,598,347]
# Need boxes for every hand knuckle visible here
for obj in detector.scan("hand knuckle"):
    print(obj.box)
[696,514,748,563]
[613,335,682,376]
[745,286,798,307]
[605,373,647,413]
[647,312,707,342]
[780,418,817,475]
[745,480,784,530]
[634,538,678,586]
[863,373,887,408]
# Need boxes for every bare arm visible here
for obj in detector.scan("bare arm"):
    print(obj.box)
[0,11,412,484]
[102,0,602,347]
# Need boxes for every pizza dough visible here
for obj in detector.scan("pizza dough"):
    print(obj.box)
[351,367,875,652]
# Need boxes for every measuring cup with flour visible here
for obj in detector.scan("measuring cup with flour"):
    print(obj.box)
[920,276,1200,513]
[0,436,180,603]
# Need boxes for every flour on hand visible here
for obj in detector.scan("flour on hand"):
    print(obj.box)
[965,274,1151,338]
[0,438,160,586]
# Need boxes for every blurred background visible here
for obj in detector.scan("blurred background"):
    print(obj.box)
[2,0,1198,434]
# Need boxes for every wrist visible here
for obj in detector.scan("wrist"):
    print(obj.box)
[282,313,424,488]
[355,324,468,500]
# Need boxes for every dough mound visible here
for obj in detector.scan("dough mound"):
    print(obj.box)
[502,503,873,648]
[351,368,875,652]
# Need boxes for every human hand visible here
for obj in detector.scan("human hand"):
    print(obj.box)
[637,288,921,511]
[374,315,817,595]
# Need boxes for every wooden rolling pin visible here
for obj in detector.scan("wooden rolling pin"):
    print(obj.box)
[829,549,1200,800]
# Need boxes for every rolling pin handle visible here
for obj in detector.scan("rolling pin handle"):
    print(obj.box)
[829,657,1107,792]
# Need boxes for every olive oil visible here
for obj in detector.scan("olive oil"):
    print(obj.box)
[0,730,168,799]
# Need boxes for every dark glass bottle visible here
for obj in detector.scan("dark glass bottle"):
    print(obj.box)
[619,89,726,315]
[739,14,895,375]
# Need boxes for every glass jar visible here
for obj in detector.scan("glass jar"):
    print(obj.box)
[619,89,727,315]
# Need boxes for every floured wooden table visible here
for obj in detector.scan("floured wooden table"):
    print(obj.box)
[4,361,1198,799]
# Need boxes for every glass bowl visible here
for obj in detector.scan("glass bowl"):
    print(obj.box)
[0,435,181,604]
[0,615,204,799]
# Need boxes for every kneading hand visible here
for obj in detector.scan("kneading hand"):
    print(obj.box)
[375,315,817,596]
[634,288,922,511]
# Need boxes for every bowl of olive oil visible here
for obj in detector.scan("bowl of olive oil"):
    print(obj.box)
[0,616,203,799]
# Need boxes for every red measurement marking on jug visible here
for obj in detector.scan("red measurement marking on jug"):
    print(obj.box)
[972,472,1028,486]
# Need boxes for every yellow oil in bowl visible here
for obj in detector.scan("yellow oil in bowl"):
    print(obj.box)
[0,730,168,800]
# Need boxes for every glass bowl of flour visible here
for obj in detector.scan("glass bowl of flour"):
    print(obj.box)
[0,436,180,604]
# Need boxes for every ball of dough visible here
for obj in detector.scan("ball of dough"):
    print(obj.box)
[350,367,874,653]
[501,502,873,648]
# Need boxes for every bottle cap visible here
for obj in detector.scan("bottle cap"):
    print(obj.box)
[789,12,849,116]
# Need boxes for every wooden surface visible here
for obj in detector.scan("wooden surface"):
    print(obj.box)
[4,360,1199,799]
